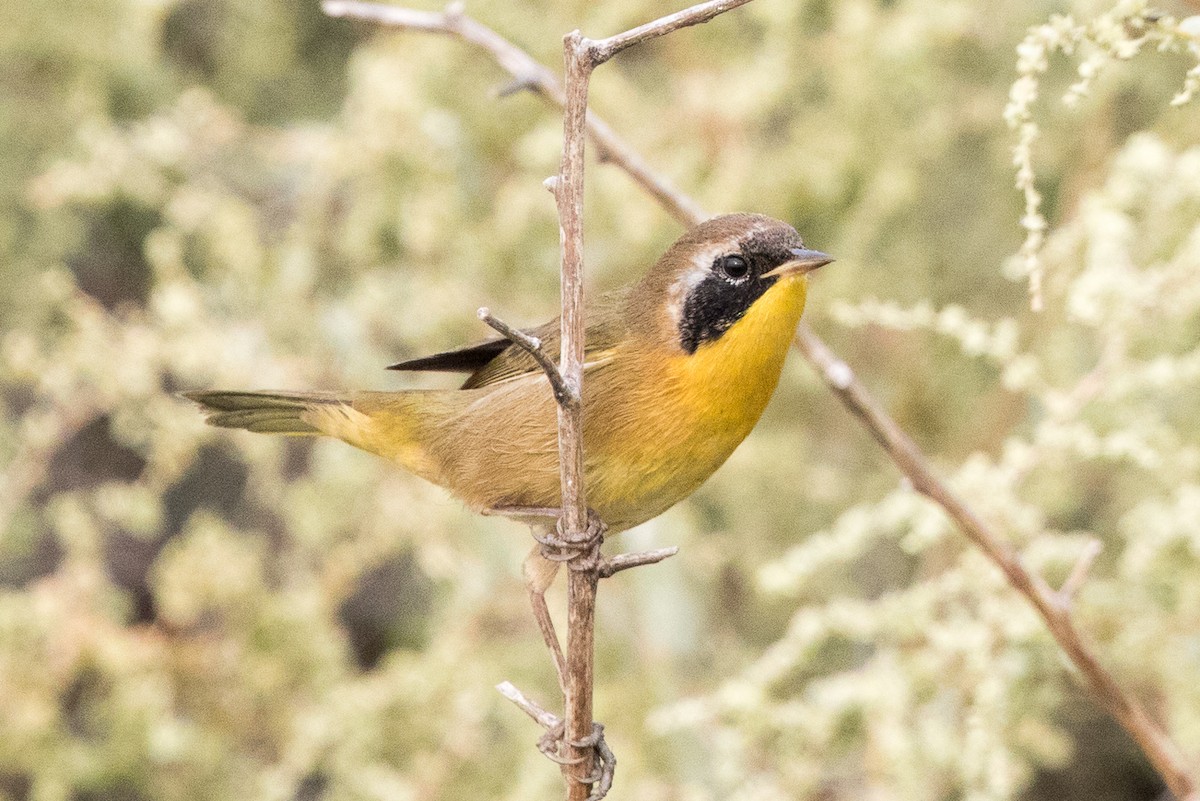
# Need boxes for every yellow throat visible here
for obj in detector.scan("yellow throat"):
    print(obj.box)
[670,273,808,427]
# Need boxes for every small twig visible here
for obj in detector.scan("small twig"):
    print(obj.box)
[496,680,561,731]
[587,0,755,64]
[477,307,578,408]
[1057,539,1103,609]
[600,547,679,578]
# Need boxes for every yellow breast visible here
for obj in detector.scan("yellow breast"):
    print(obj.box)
[585,275,808,528]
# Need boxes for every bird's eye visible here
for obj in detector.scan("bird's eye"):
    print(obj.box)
[719,254,749,280]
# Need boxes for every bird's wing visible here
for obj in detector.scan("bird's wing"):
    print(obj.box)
[386,289,629,390]
[386,338,510,374]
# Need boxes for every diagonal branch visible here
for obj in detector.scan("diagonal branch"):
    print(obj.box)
[586,0,755,64]
[792,330,1197,801]
[321,0,706,227]
[322,3,1199,800]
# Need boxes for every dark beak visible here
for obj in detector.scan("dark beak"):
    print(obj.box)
[762,247,835,278]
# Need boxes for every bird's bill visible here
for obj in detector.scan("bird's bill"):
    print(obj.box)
[762,247,835,279]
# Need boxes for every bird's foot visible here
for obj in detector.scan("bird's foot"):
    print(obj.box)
[493,505,607,570]
[537,721,615,801]
[533,508,605,571]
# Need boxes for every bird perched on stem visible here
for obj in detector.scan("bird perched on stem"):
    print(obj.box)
[184,212,831,682]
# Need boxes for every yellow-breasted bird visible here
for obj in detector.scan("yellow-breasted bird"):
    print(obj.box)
[184,213,830,679]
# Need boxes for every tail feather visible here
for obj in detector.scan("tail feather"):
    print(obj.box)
[180,390,350,435]
[182,389,448,484]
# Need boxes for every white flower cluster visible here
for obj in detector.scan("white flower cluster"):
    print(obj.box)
[658,68,1200,801]
[1004,2,1200,310]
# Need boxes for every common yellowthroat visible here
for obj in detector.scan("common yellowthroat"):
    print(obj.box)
[184,213,829,676]
[185,213,829,528]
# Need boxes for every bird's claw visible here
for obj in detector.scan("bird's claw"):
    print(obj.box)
[537,722,585,764]
[535,722,615,800]
[484,505,563,519]
[568,727,601,749]
[583,723,615,801]
[561,509,606,572]
[527,508,606,570]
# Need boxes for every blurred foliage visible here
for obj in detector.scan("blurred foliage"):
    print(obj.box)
[1,0,1199,799]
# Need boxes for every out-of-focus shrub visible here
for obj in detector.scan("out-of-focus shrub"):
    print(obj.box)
[1,1,1198,799]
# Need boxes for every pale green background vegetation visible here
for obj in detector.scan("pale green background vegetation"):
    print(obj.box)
[2,0,1199,799]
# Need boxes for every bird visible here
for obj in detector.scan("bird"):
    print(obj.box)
[183,212,831,683]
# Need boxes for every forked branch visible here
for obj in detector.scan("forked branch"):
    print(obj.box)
[321,0,707,226]
[477,307,578,408]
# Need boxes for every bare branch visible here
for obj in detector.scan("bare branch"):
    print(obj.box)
[587,0,756,65]
[496,681,561,731]
[1057,539,1103,608]
[794,327,1198,801]
[554,5,753,797]
[322,0,561,93]
[554,28,599,800]
[477,307,578,408]
[584,117,707,226]
[600,547,680,578]
[553,30,591,544]
[320,0,705,227]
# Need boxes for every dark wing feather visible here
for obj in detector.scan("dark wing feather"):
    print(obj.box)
[387,288,631,390]
[387,338,510,373]
[462,289,630,389]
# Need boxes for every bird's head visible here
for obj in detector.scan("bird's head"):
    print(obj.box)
[630,213,832,354]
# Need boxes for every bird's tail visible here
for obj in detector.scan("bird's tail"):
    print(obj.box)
[181,388,448,485]
[180,390,350,435]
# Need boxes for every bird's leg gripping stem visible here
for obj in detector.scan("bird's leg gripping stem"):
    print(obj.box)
[537,721,615,801]
[532,508,606,571]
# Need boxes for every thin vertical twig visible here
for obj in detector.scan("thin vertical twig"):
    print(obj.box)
[545,4,757,796]
[548,6,758,795]
[551,29,598,800]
